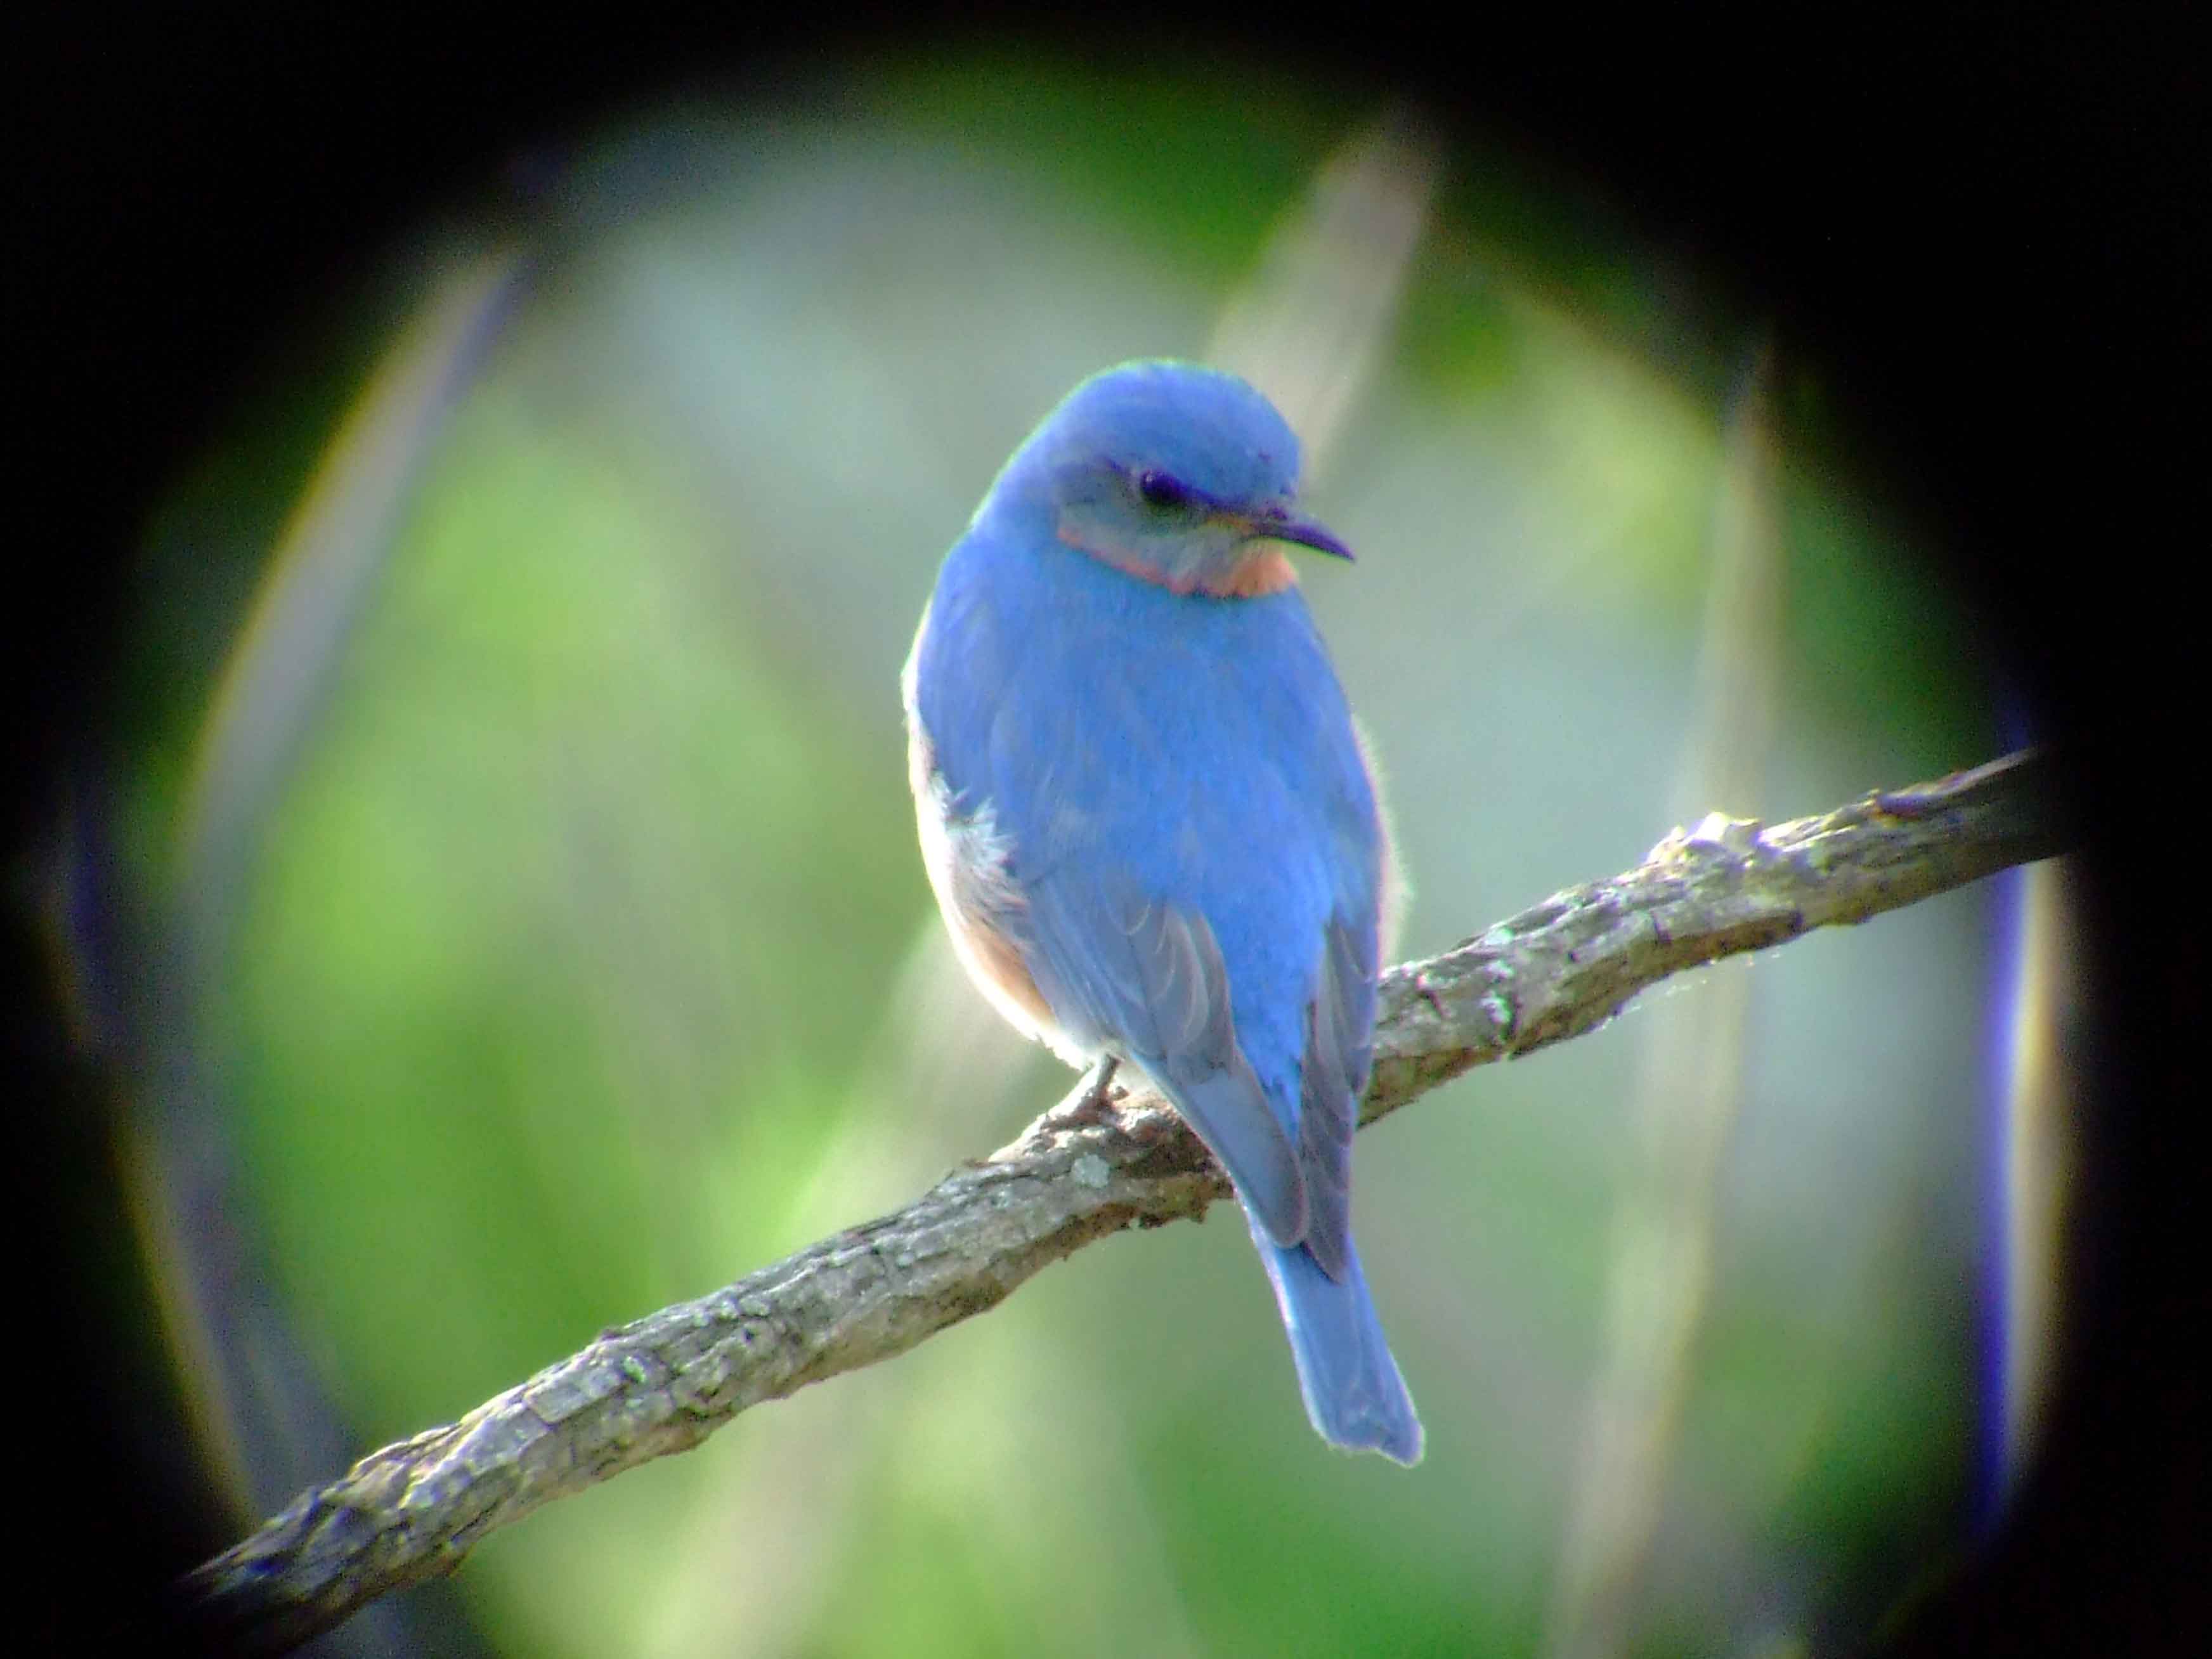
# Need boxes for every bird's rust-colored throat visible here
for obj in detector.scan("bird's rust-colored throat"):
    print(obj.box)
[1057,526,1299,599]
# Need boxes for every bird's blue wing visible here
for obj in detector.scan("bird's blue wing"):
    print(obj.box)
[1289,914,1374,1281]
[1023,862,1309,1249]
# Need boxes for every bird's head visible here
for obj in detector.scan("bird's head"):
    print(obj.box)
[991,360,1353,598]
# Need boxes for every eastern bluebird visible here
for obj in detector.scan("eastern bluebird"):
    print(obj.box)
[904,360,1421,1464]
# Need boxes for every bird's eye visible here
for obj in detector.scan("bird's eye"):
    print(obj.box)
[1135,469,1190,511]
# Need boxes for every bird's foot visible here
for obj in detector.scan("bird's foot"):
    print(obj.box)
[1039,1056,1122,1133]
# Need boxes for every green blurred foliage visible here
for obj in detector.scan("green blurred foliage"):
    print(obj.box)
[119,49,2001,1658]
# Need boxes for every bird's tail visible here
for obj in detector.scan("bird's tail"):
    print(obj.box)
[1254,1221,1424,1465]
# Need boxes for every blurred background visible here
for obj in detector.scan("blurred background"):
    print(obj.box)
[25,23,2192,1659]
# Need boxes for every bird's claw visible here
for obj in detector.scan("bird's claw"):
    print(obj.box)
[1039,1056,1122,1133]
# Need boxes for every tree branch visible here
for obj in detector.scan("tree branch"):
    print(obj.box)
[176,748,2064,1653]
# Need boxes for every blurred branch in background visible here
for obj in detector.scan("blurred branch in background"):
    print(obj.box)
[1545,346,1784,1658]
[1206,111,1438,474]
[179,749,2066,1656]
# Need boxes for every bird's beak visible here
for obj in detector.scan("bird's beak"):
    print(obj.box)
[1233,504,1355,562]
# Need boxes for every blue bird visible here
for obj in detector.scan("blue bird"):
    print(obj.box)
[904,360,1421,1463]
